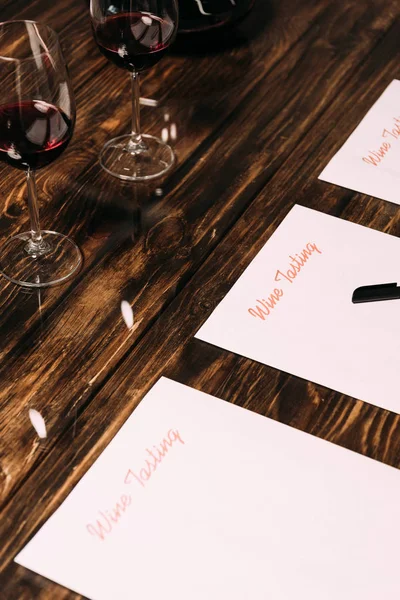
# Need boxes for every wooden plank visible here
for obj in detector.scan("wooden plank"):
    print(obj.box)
[0,0,332,384]
[1,0,52,21]
[0,0,392,371]
[1,4,399,590]
[0,0,393,517]
[0,0,325,362]
[61,17,400,468]
[0,563,84,600]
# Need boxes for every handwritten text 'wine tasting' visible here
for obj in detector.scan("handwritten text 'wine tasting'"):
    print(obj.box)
[248,242,322,321]
[86,429,184,542]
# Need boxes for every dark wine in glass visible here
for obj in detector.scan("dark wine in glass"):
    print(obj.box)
[91,1,179,181]
[0,100,73,170]
[94,12,176,71]
[0,21,82,288]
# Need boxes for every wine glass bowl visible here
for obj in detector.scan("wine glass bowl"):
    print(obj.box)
[90,0,179,181]
[0,20,82,287]
[93,10,176,72]
[0,101,73,171]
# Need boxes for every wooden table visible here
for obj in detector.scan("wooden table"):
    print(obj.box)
[1,0,400,597]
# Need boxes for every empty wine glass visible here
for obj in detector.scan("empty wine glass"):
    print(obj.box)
[0,20,82,287]
[91,0,179,181]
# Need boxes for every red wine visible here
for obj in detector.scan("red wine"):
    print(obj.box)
[94,12,175,72]
[0,101,73,171]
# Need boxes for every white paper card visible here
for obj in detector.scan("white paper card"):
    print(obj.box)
[196,204,400,413]
[15,377,400,598]
[319,79,400,203]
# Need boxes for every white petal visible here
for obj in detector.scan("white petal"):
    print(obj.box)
[121,300,134,329]
[170,123,177,141]
[139,97,158,107]
[28,409,47,439]
[161,127,169,142]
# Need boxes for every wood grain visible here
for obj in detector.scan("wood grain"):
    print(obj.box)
[1,0,400,597]
[0,0,345,506]
[0,0,395,515]
[0,0,324,362]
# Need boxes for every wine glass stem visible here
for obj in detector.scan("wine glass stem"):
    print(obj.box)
[131,70,143,145]
[26,169,48,254]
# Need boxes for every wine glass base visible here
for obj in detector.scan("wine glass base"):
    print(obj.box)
[99,134,175,182]
[0,231,82,288]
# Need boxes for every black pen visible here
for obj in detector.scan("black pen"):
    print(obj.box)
[352,282,400,304]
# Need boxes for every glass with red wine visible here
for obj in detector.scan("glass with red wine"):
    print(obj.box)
[0,20,82,287]
[91,0,179,181]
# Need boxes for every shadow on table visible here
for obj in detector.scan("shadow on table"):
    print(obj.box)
[171,0,275,56]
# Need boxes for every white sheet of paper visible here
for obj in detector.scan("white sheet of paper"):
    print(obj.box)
[15,377,400,598]
[319,79,400,204]
[196,204,400,414]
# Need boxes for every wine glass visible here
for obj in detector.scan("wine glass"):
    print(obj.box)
[91,0,179,181]
[0,20,82,288]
